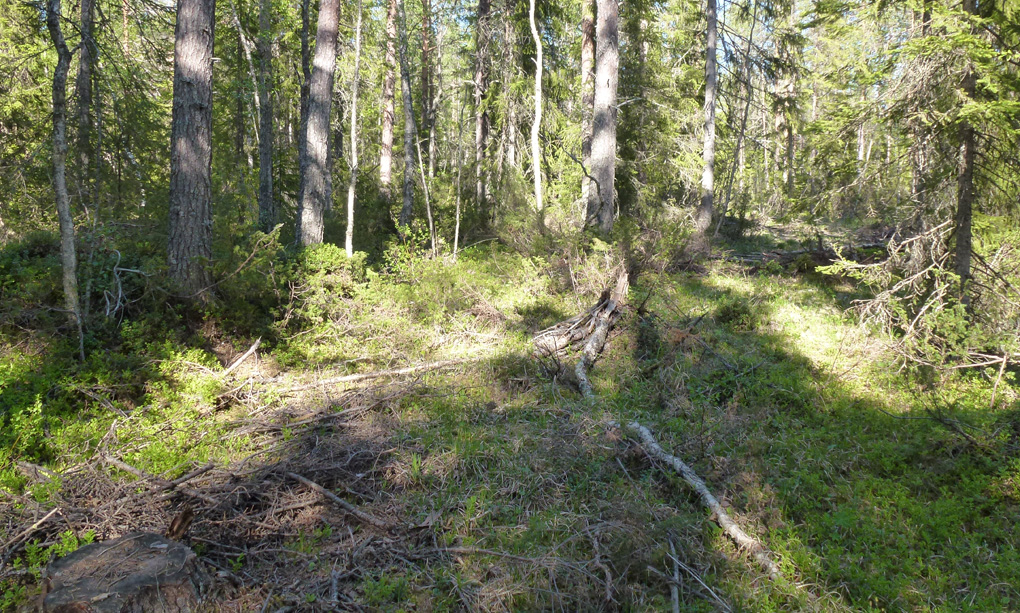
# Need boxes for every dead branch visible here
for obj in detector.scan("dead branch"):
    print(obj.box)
[285,472,391,529]
[0,507,61,568]
[618,421,782,580]
[221,337,261,379]
[101,456,219,507]
[280,359,465,393]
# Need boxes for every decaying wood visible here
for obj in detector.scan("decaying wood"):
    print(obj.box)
[281,359,465,393]
[618,421,781,580]
[0,508,60,568]
[286,472,391,529]
[41,532,209,612]
[575,269,629,397]
[221,337,261,379]
[101,456,218,507]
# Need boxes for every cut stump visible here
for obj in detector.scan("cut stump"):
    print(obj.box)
[42,532,209,612]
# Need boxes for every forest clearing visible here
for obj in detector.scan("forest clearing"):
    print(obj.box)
[1,0,1019,609]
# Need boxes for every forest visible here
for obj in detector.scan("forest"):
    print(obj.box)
[1,0,1019,608]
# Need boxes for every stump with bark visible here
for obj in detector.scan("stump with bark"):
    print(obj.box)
[42,532,209,613]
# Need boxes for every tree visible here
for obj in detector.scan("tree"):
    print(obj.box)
[168,0,216,295]
[954,0,977,299]
[256,0,275,232]
[345,0,363,256]
[398,0,415,228]
[296,0,341,246]
[586,0,618,234]
[579,0,595,208]
[46,0,84,358]
[379,0,398,203]
[75,0,96,221]
[474,0,490,217]
[693,0,717,250]
[528,0,542,214]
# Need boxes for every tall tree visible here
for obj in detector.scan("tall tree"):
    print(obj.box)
[379,0,398,203]
[256,0,275,232]
[75,0,96,219]
[954,0,977,298]
[398,0,416,227]
[168,0,216,295]
[345,0,363,256]
[420,0,433,174]
[296,0,341,246]
[693,0,717,249]
[46,0,84,358]
[528,0,542,213]
[579,0,595,207]
[474,0,490,217]
[297,0,312,210]
[586,0,618,234]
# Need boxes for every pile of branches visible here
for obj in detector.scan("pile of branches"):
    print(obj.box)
[824,219,1020,376]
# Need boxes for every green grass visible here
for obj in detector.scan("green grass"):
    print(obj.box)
[1,237,1018,611]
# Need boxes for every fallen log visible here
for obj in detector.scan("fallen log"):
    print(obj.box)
[575,270,629,398]
[280,359,465,393]
[616,421,781,580]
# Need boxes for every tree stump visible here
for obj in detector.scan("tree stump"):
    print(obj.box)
[42,532,209,613]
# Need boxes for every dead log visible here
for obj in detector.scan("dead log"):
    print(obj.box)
[575,269,629,397]
[280,359,465,393]
[286,472,392,529]
[617,421,781,580]
[41,532,209,612]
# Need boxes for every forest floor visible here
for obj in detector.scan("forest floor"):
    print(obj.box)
[1,225,1019,611]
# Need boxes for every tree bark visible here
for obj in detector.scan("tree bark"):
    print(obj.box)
[379,0,398,203]
[694,0,717,250]
[75,0,96,220]
[529,0,542,214]
[345,0,363,256]
[474,0,490,219]
[297,0,312,212]
[168,0,215,296]
[955,0,977,300]
[420,0,433,176]
[398,0,415,228]
[47,0,84,358]
[579,0,595,209]
[296,0,340,246]
[586,0,618,234]
[256,0,275,232]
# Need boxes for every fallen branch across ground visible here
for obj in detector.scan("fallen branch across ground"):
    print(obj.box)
[280,359,466,393]
[286,472,392,530]
[617,421,782,580]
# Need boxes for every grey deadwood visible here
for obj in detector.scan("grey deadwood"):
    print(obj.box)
[587,0,618,234]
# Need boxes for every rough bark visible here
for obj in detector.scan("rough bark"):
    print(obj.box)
[587,0,618,234]
[529,0,542,213]
[380,0,398,202]
[579,0,595,209]
[296,0,340,246]
[75,0,96,219]
[47,0,84,359]
[297,0,312,210]
[474,0,490,218]
[345,0,363,256]
[398,0,416,228]
[168,0,215,296]
[694,0,717,250]
[256,0,275,232]
[955,0,977,299]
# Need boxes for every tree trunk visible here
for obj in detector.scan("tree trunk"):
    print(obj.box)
[380,0,398,203]
[586,0,618,234]
[474,0,490,219]
[717,0,757,235]
[694,0,717,249]
[47,0,84,358]
[955,0,977,299]
[420,0,432,177]
[345,0,363,256]
[579,0,595,210]
[528,0,542,213]
[257,0,274,232]
[398,0,415,228]
[296,0,340,246]
[297,0,312,212]
[75,0,96,220]
[168,0,215,296]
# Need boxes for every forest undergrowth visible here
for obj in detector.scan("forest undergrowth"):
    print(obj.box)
[1,225,1018,612]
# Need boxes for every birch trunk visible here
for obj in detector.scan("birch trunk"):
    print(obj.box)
[345,0,363,256]
[529,0,542,213]
[379,0,398,202]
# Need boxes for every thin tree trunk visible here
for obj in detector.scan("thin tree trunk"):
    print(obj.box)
[579,0,595,210]
[694,0,717,249]
[587,0,618,234]
[296,0,340,246]
[379,0,398,202]
[168,0,215,296]
[420,0,432,177]
[528,0,542,214]
[454,95,466,256]
[75,0,96,221]
[47,0,84,359]
[297,0,312,211]
[955,0,977,299]
[474,0,490,219]
[257,0,275,232]
[345,0,363,256]
[398,0,415,228]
